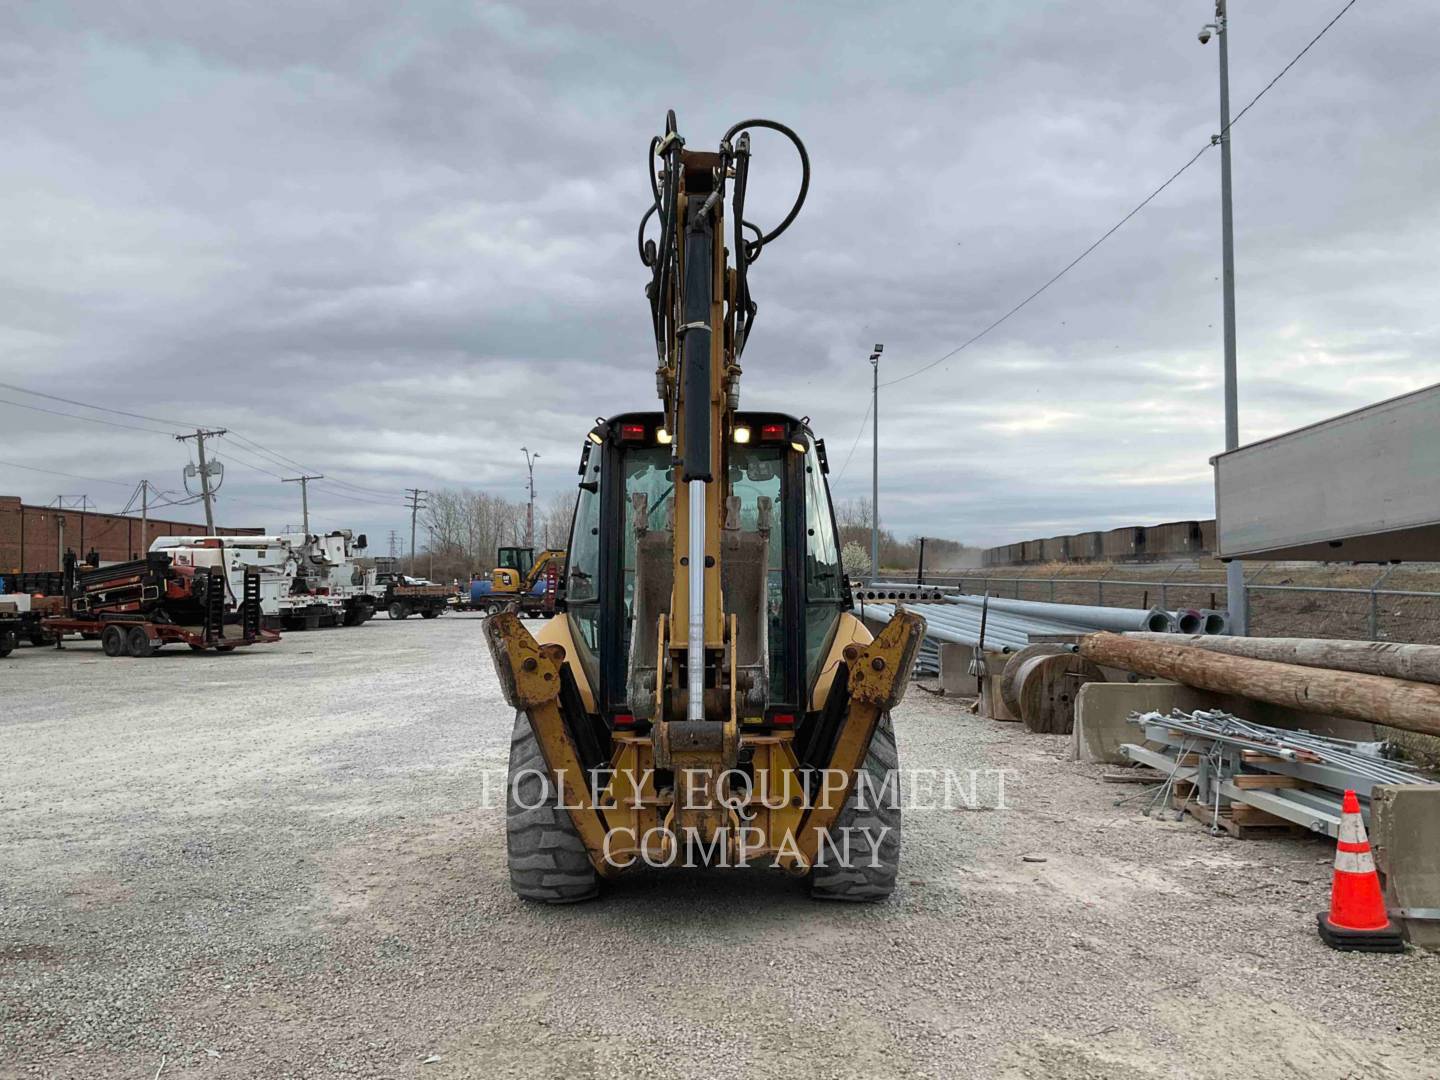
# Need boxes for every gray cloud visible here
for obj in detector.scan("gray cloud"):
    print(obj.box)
[1,0,1436,548]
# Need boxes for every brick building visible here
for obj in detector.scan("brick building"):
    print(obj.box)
[0,496,262,573]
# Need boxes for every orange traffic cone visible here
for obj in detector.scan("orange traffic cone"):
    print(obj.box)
[1317,790,1404,953]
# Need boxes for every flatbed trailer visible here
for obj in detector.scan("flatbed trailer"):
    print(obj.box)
[0,611,19,657]
[380,581,451,620]
[41,555,278,658]
[41,613,279,657]
[466,559,560,618]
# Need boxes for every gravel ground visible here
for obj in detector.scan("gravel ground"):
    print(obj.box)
[3,616,1438,1079]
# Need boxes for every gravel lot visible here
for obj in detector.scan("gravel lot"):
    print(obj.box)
[3,616,1439,1079]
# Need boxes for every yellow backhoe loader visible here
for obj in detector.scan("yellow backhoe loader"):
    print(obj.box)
[485,111,924,902]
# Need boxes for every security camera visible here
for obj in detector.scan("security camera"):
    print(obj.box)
[1197,26,1213,44]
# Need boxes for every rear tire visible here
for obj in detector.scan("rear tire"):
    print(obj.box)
[126,626,155,658]
[101,625,126,657]
[0,628,16,657]
[506,711,598,903]
[809,712,902,902]
[388,603,409,620]
[420,609,440,619]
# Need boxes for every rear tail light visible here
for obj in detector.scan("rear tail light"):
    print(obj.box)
[613,713,636,729]
[770,713,796,726]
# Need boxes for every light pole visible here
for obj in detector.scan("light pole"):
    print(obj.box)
[1200,1,1247,635]
[870,344,883,580]
[521,446,540,548]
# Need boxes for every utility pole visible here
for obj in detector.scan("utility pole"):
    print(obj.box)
[916,536,926,586]
[387,530,400,559]
[1200,1,1247,636]
[176,428,227,534]
[404,488,427,575]
[51,496,84,568]
[521,447,540,548]
[140,480,149,557]
[282,474,324,536]
[869,343,883,580]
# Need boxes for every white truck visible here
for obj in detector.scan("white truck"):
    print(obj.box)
[153,531,378,630]
[282,530,377,628]
[149,535,300,630]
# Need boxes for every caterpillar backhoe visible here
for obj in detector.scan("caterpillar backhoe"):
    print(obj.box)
[484,112,925,902]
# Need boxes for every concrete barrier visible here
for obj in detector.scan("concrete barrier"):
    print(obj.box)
[1372,784,1440,951]
[939,642,978,696]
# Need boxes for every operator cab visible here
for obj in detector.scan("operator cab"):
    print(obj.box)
[497,546,536,579]
[561,410,850,726]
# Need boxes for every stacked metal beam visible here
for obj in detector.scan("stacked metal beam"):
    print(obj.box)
[1121,708,1437,836]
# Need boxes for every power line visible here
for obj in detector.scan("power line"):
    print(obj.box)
[0,381,197,429]
[309,482,401,507]
[0,396,179,436]
[1223,0,1360,135]
[878,0,1361,392]
[0,380,414,498]
[0,458,134,487]
[881,141,1214,391]
[208,448,287,482]
[832,396,873,482]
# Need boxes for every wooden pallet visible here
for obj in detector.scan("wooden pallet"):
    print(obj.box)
[1181,797,1305,838]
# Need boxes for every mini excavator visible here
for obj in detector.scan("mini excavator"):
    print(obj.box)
[485,112,925,902]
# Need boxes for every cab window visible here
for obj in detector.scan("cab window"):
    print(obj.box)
[801,437,845,687]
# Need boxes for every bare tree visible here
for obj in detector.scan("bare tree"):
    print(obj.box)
[421,488,527,581]
[540,491,574,549]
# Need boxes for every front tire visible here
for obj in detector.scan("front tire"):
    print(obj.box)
[506,711,598,904]
[809,712,902,902]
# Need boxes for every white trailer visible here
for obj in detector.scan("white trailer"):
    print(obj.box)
[1212,382,1440,562]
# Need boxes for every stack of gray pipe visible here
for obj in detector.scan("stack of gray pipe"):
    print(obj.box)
[865,581,1228,637]
[942,594,1175,634]
[855,593,1179,654]
[1171,609,1230,635]
[856,601,1095,651]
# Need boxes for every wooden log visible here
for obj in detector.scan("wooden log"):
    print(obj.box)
[1125,633,1440,687]
[1013,653,1105,735]
[1079,632,1440,738]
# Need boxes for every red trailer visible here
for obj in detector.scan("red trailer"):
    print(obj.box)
[41,553,278,658]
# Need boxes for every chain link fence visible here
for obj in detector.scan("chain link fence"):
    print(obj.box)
[912,564,1440,645]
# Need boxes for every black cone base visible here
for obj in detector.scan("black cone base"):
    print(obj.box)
[1317,912,1405,953]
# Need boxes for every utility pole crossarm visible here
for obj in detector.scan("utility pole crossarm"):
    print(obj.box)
[282,474,324,536]
[176,428,227,534]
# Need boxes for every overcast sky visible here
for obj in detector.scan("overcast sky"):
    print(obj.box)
[1,0,1435,550]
